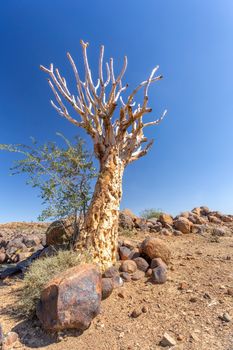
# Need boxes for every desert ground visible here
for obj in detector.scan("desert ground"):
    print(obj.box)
[0,220,233,350]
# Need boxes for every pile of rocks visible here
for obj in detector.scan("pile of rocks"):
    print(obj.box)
[119,206,233,236]
[0,234,46,264]
[36,236,170,332]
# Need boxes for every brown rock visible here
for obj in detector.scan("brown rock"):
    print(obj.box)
[120,260,137,274]
[119,246,132,261]
[103,266,119,279]
[120,272,131,282]
[140,237,171,264]
[112,275,124,288]
[159,213,173,226]
[160,332,176,347]
[46,219,73,246]
[0,252,6,263]
[145,268,152,277]
[133,257,149,272]
[174,217,192,234]
[151,257,167,270]
[101,278,114,300]
[151,266,167,284]
[119,211,134,230]
[221,215,232,223]
[208,215,221,224]
[131,270,145,281]
[3,332,18,347]
[131,308,142,318]
[37,264,101,331]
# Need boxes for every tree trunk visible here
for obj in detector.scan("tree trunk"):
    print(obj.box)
[78,148,124,269]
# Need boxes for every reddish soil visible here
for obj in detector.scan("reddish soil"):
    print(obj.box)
[0,226,233,350]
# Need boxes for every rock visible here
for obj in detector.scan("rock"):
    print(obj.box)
[173,230,183,236]
[180,211,191,218]
[103,266,119,279]
[131,270,145,281]
[160,332,176,347]
[133,257,149,272]
[3,332,18,347]
[151,266,167,284]
[131,308,142,318]
[192,207,201,216]
[140,237,171,264]
[191,224,205,234]
[46,219,73,246]
[119,246,132,260]
[142,305,148,313]
[159,213,173,226]
[178,282,189,290]
[101,278,114,300]
[0,323,4,346]
[128,248,140,260]
[174,217,192,234]
[151,257,167,270]
[0,252,6,263]
[160,228,172,236]
[119,211,134,230]
[200,206,210,215]
[120,260,137,274]
[212,227,227,237]
[208,215,221,224]
[188,214,206,225]
[37,264,101,331]
[120,272,131,282]
[219,312,231,322]
[112,275,124,288]
[145,268,152,277]
[227,288,233,296]
[39,245,59,258]
[23,235,41,248]
[6,238,27,257]
[221,215,232,223]
[134,217,149,231]
[122,239,136,250]
[121,208,137,220]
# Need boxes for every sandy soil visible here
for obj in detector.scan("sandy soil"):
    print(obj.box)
[0,229,233,350]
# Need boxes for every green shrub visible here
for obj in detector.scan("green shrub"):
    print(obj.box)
[18,250,92,316]
[140,208,163,219]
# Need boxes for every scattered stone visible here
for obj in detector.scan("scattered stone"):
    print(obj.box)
[134,218,148,231]
[159,213,173,226]
[133,257,149,272]
[23,235,41,248]
[160,228,172,236]
[131,308,142,318]
[177,334,183,341]
[118,291,126,299]
[120,260,137,274]
[151,257,167,270]
[128,248,140,260]
[160,332,176,347]
[145,268,152,277]
[189,296,198,303]
[37,264,102,331]
[140,237,171,264]
[0,252,6,263]
[119,246,132,261]
[0,323,4,346]
[112,275,124,288]
[173,230,183,236]
[212,227,227,237]
[3,332,18,347]
[120,272,131,282]
[174,217,192,234]
[219,312,231,322]
[104,266,119,279]
[142,305,148,313]
[227,288,233,296]
[119,212,134,230]
[101,278,114,300]
[208,216,221,224]
[131,270,145,281]
[151,266,167,284]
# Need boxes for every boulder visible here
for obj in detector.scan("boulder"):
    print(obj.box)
[101,278,114,300]
[212,227,227,237]
[134,218,149,231]
[208,215,221,224]
[119,211,134,230]
[140,237,171,264]
[150,257,167,270]
[46,219,73,246]
[159,213,173,226]
[131,270,145,281]
[103,266,119,279]
[37,264,101,331]
[221,215,232,223]
[151,266,167,284]
[133,257,149,272]
[120,260,137,274]
[23,235,41,248]
[174,217,192,234]
[119,246,132,261]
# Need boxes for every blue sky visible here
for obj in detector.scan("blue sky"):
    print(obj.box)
[0,0,233,222]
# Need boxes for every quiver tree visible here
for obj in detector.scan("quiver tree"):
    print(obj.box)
[40,40,166,269]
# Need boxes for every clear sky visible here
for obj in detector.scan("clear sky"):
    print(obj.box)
[0,0,233,223]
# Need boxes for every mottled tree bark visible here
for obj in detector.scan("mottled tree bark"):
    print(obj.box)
[79,149,124,268]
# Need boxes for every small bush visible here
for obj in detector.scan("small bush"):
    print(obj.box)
[140,208,163,220]
[18,250,92,316]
